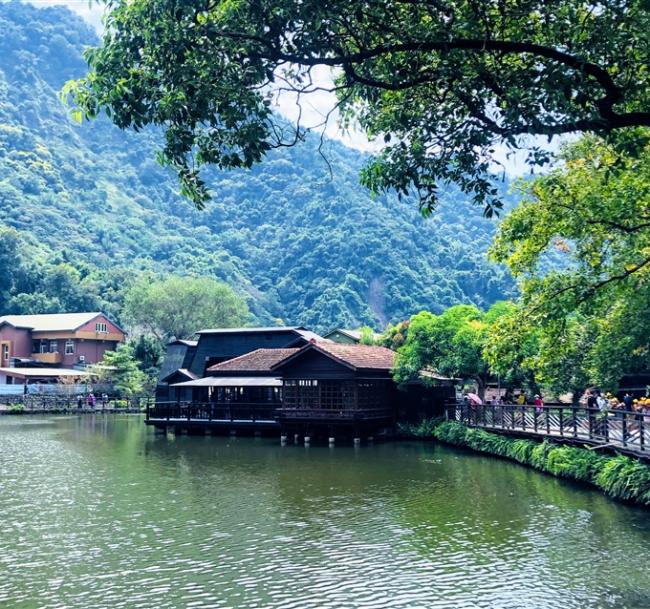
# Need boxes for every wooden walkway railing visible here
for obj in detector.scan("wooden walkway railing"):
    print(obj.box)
[147,401,280,423]
[0,395,153,412]
[448,402,650,456]
[146,402,394,425]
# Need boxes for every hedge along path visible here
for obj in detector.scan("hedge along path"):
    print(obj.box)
[433,422,650,507]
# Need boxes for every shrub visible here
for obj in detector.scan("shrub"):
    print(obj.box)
[431,421,650,506]
[595,456,650,503]
[8,403,25,413]
[397,417,444,438]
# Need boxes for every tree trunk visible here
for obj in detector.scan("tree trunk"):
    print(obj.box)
[476,377,486,401]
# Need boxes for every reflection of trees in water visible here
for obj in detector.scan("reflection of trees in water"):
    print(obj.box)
[50,418,650,607]
[396,446,650,597]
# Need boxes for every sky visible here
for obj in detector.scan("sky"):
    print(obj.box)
[24,0,553,176]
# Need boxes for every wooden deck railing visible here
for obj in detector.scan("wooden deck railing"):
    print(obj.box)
[147,402,394,424]
[147,401,281,423]
[448,402,650,455]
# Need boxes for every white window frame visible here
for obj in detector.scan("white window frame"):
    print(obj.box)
[95,322,108,333]
[49,340,58,354]
[65,340,75,355]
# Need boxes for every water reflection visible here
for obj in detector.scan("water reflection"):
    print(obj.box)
[0,415,648,609]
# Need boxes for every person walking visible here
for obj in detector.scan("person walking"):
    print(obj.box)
[587,389,598,410]
[86,392,96,410]
[534,394,544,413]
[623,392,633,411]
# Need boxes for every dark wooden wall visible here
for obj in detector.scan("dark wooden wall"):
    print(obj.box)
[189,331,306,376]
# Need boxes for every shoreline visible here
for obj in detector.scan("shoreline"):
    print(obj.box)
[430,421,650,507]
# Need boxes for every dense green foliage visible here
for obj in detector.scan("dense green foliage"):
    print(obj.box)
[0,2,514,332]
[91,343,148,396]
[393,302,513,396]
[71,1,650,215]
[487,130,650,396]
[124,276,250,341]
[433,421,650,506]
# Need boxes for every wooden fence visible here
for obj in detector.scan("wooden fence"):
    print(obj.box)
[448,402,650,456]
[0,394,154,412]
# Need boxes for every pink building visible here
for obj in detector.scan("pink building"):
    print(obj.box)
[0,312,125,385]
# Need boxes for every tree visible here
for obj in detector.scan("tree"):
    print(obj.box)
[394,304,508,398]
[0,226,23,311]
[489,129,650,394]
[92,343,148,396]
[132,334,164,380]
[123,275,250,342]
[358,326,377,345]
[378,319,410,350]
[68,1,650,214]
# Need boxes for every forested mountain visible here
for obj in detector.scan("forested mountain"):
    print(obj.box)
[0,1,516,332]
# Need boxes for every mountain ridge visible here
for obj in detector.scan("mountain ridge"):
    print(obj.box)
[0,1,516,332]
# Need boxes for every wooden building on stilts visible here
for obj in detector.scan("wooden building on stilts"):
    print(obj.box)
[147,328,455,442]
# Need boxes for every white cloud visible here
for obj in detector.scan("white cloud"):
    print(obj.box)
[24,0,106,30]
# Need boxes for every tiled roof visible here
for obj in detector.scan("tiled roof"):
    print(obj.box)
[272,342,395,371]
[314,342,395,370]
[207,348,300,373]
[0,312,103,332]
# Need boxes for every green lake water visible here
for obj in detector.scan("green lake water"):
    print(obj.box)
[0,415,649,609]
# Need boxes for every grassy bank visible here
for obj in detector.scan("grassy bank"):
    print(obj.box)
[429,421,650,506]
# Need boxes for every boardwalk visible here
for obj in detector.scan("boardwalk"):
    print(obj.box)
[449,402,650,458]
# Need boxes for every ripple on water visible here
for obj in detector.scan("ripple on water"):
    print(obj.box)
[0,417,649,609]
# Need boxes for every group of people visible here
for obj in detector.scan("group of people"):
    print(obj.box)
[484,391,544,409]
[586,389,650,414]
[76,392,109,409]
[466,387,650,415]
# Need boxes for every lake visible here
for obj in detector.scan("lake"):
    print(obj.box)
[1,415,649,609]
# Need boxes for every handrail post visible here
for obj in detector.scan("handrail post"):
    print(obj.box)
[621,412,627,447]
[640,414,646,452]
[559,407,564,437]
[533,407,538,432]
[573,406,578,438]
